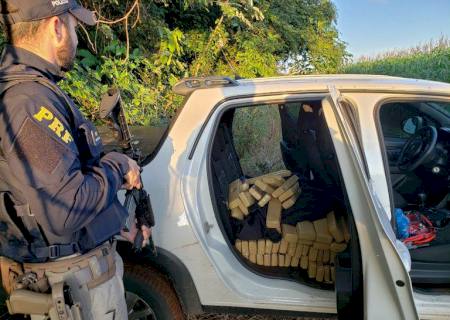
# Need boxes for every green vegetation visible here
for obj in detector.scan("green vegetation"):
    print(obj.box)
[233,105,285,176]
[342,38,450,84]
[1,0,348,125]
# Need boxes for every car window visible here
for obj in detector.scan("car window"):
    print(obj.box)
[232,104,285,177]
[427,101,450,116]
[283,103,300,122]
[380,102,427,139]
[379,100,449,167]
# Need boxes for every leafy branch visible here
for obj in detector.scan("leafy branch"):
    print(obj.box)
[94,0,141,60]
[59,0,348,125]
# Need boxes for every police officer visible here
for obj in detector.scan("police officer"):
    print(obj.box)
[0,0,150,319]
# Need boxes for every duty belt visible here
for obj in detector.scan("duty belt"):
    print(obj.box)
[23,241,116,290]
[32,243,82,260]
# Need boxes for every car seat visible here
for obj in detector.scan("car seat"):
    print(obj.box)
[278,104,308,176]
[296,102,340,189]
[210,118,244,241]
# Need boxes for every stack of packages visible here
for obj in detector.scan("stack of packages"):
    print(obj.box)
[235,212,350,284]
[295,213,350,283]
[228,171,351,285]
[228,170,300,221]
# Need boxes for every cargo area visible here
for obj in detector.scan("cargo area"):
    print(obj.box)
[209,101,356,290]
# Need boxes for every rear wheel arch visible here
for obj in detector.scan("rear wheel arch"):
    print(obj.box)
[125,263,184,319]
[117,241,203,316]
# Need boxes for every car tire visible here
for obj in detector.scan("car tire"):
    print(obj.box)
[124,263,185,320]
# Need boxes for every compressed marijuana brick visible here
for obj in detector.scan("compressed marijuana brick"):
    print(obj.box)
[313,218,333,244]
[297,221,316,241]
[327,211,344,243]
[282,224,298,244]
[272,175,299,198]
[249,185,264,201]
[231,207,244,220]
[266,199,282,229]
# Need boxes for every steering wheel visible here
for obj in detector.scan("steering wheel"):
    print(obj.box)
[397,126,438,172]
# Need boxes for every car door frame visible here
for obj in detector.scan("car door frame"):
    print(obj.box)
[184,92,338,315]
[324,86,418,319]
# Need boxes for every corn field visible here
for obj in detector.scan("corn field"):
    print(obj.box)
[342,37,450,83]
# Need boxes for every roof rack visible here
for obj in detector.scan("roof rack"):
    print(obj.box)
[172,76,239,96]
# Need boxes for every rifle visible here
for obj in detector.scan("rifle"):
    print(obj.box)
[99,89,156,254]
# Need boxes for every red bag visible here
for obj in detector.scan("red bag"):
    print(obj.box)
[403,212,436,247]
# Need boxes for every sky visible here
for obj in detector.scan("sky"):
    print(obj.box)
[334,0,450,59]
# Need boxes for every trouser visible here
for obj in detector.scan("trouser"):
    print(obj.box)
[5,242,128,320]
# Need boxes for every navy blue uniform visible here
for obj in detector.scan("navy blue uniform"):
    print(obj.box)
[0,45,129,258]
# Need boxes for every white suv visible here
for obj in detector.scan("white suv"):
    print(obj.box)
[116,75,450,320]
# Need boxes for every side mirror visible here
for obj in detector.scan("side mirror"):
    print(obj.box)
[99,88,131,145]
[402,116,423,135]
[100,87,121,120]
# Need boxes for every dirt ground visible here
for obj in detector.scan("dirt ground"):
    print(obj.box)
[189,314,334,320]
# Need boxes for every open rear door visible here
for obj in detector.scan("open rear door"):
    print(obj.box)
[323,86,418,320]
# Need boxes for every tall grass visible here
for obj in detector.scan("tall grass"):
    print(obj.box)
[342,37,450,83]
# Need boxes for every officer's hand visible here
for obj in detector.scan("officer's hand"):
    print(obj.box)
[141,225,152,247]
[120,222,152,248]
[122,157,141,190]
[120,220,138,243]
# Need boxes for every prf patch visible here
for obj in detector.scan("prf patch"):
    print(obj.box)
[33,106,73,144]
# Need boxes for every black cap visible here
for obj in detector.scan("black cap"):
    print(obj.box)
[0,0,96,26]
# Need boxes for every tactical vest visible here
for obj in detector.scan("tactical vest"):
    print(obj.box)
[0,72,125,262]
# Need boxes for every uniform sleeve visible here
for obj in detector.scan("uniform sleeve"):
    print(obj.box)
[0,88,130,236]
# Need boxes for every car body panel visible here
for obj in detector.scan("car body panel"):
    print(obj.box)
[414,291,450,320]
[139,75,450,318]
[140,91,337,313]
[183,94,336,313]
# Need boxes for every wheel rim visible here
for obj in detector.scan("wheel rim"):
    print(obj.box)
[126,291,156,320]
